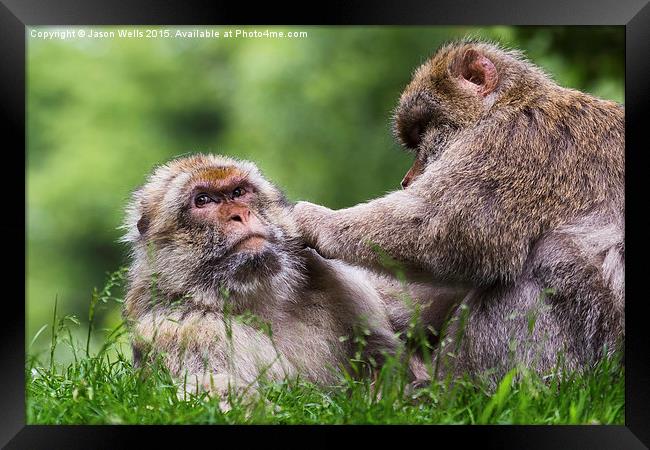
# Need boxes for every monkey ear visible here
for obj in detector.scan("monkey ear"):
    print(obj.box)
[451,49,498,97]
[137,214,150,235]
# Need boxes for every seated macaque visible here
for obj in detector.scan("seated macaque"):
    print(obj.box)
[122,154,463,403]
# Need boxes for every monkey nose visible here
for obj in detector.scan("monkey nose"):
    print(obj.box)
[229,208,251,225]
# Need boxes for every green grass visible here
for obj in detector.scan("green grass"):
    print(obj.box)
[26,273,625,425]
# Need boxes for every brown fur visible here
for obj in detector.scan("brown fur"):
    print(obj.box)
[122,154,453,401]
[293,40,624,383]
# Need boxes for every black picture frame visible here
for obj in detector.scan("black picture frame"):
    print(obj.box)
[4,0,648,447]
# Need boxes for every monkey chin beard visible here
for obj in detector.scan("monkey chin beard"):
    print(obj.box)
[228,245,282,285]
[211,240,306,304]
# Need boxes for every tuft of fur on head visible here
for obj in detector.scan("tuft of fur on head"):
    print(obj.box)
[392,39,553,156]
[122,154,305,317]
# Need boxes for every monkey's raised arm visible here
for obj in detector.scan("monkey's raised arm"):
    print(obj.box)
[294,193,422,270]
[292,154,537,287]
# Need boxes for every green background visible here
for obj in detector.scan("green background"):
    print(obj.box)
[26,26,624,358]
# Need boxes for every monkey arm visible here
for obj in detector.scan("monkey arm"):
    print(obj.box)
[366,271,468,337]
[302,242,467,337]
[293,174,529,286]
[293,192,414,262]
[293,191,452,279]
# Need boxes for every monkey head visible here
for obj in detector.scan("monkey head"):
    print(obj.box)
[393,40,546,188]
[123,154,303,303]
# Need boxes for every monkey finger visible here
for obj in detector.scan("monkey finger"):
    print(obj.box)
[300,246,336,274]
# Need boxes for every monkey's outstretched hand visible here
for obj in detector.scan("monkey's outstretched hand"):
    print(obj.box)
[293,194,422,273]
[292,201,335,253]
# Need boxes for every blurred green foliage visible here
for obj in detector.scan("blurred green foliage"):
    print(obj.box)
[26,26,623,353]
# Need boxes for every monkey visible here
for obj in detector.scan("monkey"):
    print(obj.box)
[292,40,624,384]
[121,154,462,403]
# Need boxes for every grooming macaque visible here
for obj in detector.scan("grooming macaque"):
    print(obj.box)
[293,41,624,382]
[122,154,460,401]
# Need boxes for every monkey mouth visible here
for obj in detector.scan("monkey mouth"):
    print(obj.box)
[226,239,282,284]
[228,233,270,255]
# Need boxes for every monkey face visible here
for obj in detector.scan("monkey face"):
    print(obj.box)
[183,175,292,288]
[125,155,302,298]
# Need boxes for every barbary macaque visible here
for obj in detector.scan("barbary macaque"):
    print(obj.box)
[293,40,624,383]
[122,154,461,402]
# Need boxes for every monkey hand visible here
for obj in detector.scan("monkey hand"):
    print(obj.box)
[300,246,337,276]
[292,201,335,250]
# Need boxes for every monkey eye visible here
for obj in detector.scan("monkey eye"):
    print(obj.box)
[194,193,214,208]
[232,187,246,198]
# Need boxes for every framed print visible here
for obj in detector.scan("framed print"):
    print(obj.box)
[3,0,649,447]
